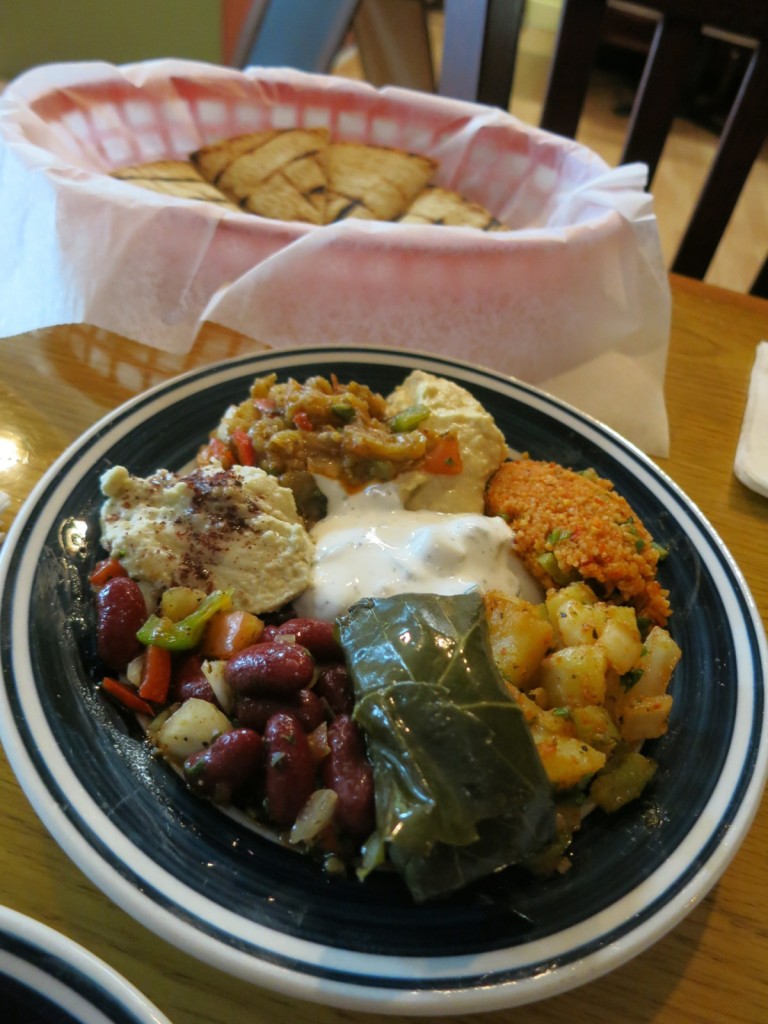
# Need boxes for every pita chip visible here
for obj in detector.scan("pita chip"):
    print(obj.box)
[399,185,507,230]
[191,131,279,184]
[323,142,436,222]
[111,160,238,206]
[193,128,330,225]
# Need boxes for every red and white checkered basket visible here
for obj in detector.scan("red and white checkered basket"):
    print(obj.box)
[0,59,671,453]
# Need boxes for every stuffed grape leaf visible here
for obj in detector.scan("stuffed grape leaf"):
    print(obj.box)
[337,591,556,902]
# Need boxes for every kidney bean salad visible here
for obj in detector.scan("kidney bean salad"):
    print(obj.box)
[91,371,679,903]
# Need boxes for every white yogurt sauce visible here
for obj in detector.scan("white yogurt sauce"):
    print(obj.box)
[294,479,540,620]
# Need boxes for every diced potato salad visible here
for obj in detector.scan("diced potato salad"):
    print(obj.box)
[485,583,679,793]
[92,370,680,895]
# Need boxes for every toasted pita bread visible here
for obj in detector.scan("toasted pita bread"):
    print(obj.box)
[323,142,436,222]
[399,185,506,230]
[111,160,237,206]
[192,128,330,225]
[191,131,279,183]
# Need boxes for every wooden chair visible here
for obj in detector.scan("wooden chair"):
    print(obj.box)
[230,0,438,89]
[439,0,526,108]
[539,0,768,296]
[229,0,359,74]
[230,0,526,104]
[229,0,767,295]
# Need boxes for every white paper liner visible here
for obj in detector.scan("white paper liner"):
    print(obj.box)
[0,59,671,454]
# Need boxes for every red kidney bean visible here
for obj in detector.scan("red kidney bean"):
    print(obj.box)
[183,728,262,804]
[174,674,220,707]
[321,715,375,839]
[173,653,203,683]
[314,663,354,716]
[224,642,314,696]
[263,712,316,826]
[235,689,325,733]
[273,618,342,661]
[169,654,220,708]
[95,575,147,671]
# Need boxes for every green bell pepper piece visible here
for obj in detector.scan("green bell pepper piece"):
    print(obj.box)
[536,552,579,585]
[387,404,430,433]
[137,590,233,651]
[331,402,355,423]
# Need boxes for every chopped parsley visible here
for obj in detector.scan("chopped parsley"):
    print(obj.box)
[620,667,644,691]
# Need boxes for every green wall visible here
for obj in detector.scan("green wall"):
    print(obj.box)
[0,0,222,81]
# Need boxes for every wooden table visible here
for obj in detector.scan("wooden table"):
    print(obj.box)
[1,274,767,1024]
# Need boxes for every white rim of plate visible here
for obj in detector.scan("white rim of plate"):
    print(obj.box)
[0,905,171,1024]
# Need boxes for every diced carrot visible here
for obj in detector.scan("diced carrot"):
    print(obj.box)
[201,609,264,659]
[421,435,463,475]
[100,677,155,716]
[232,428,256,466]
[137,644,172,703]
[199,436,235,470]
[293,411,313,432]
[88,557,128,588]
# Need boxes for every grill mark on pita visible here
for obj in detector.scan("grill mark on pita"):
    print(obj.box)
[264,147,326,202]
[398,184,508,230]
[199,131,329,224]
[111,160,240,207]
[321,141,436,223]
[188,194,232,204]
[114,135,506,231]
[125,173,201,183]
[213,153,255,188]
[330,197,365,221]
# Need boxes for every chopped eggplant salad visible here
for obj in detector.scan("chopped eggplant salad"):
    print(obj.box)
[93,370,679,903]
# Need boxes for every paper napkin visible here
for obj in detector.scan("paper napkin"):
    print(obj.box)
[734,341,768,498]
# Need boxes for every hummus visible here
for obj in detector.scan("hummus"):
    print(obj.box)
[99,463,313,613]
[385,370,508,513]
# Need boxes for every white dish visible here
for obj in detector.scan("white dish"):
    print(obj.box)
[0,347,766,1014]
[0,905,171,1024]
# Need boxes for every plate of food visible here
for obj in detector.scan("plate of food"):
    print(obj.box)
[0,905,171,1024]
[0,347,765,1015]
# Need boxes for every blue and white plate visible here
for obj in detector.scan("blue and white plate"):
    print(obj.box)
[1,347,766,1014]
[0,906,170,1024]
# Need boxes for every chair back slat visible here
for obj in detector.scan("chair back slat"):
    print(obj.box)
[620,16,699,183]
[752,256,768,299]
[672,40,768,279]
[535,0,768,292]
[631,0,768,41]
[439,0,492,102]
[439,0,526,108]
[540,0,606,138]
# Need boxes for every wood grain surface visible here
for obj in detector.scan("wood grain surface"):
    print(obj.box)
[1,274,767,1024]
